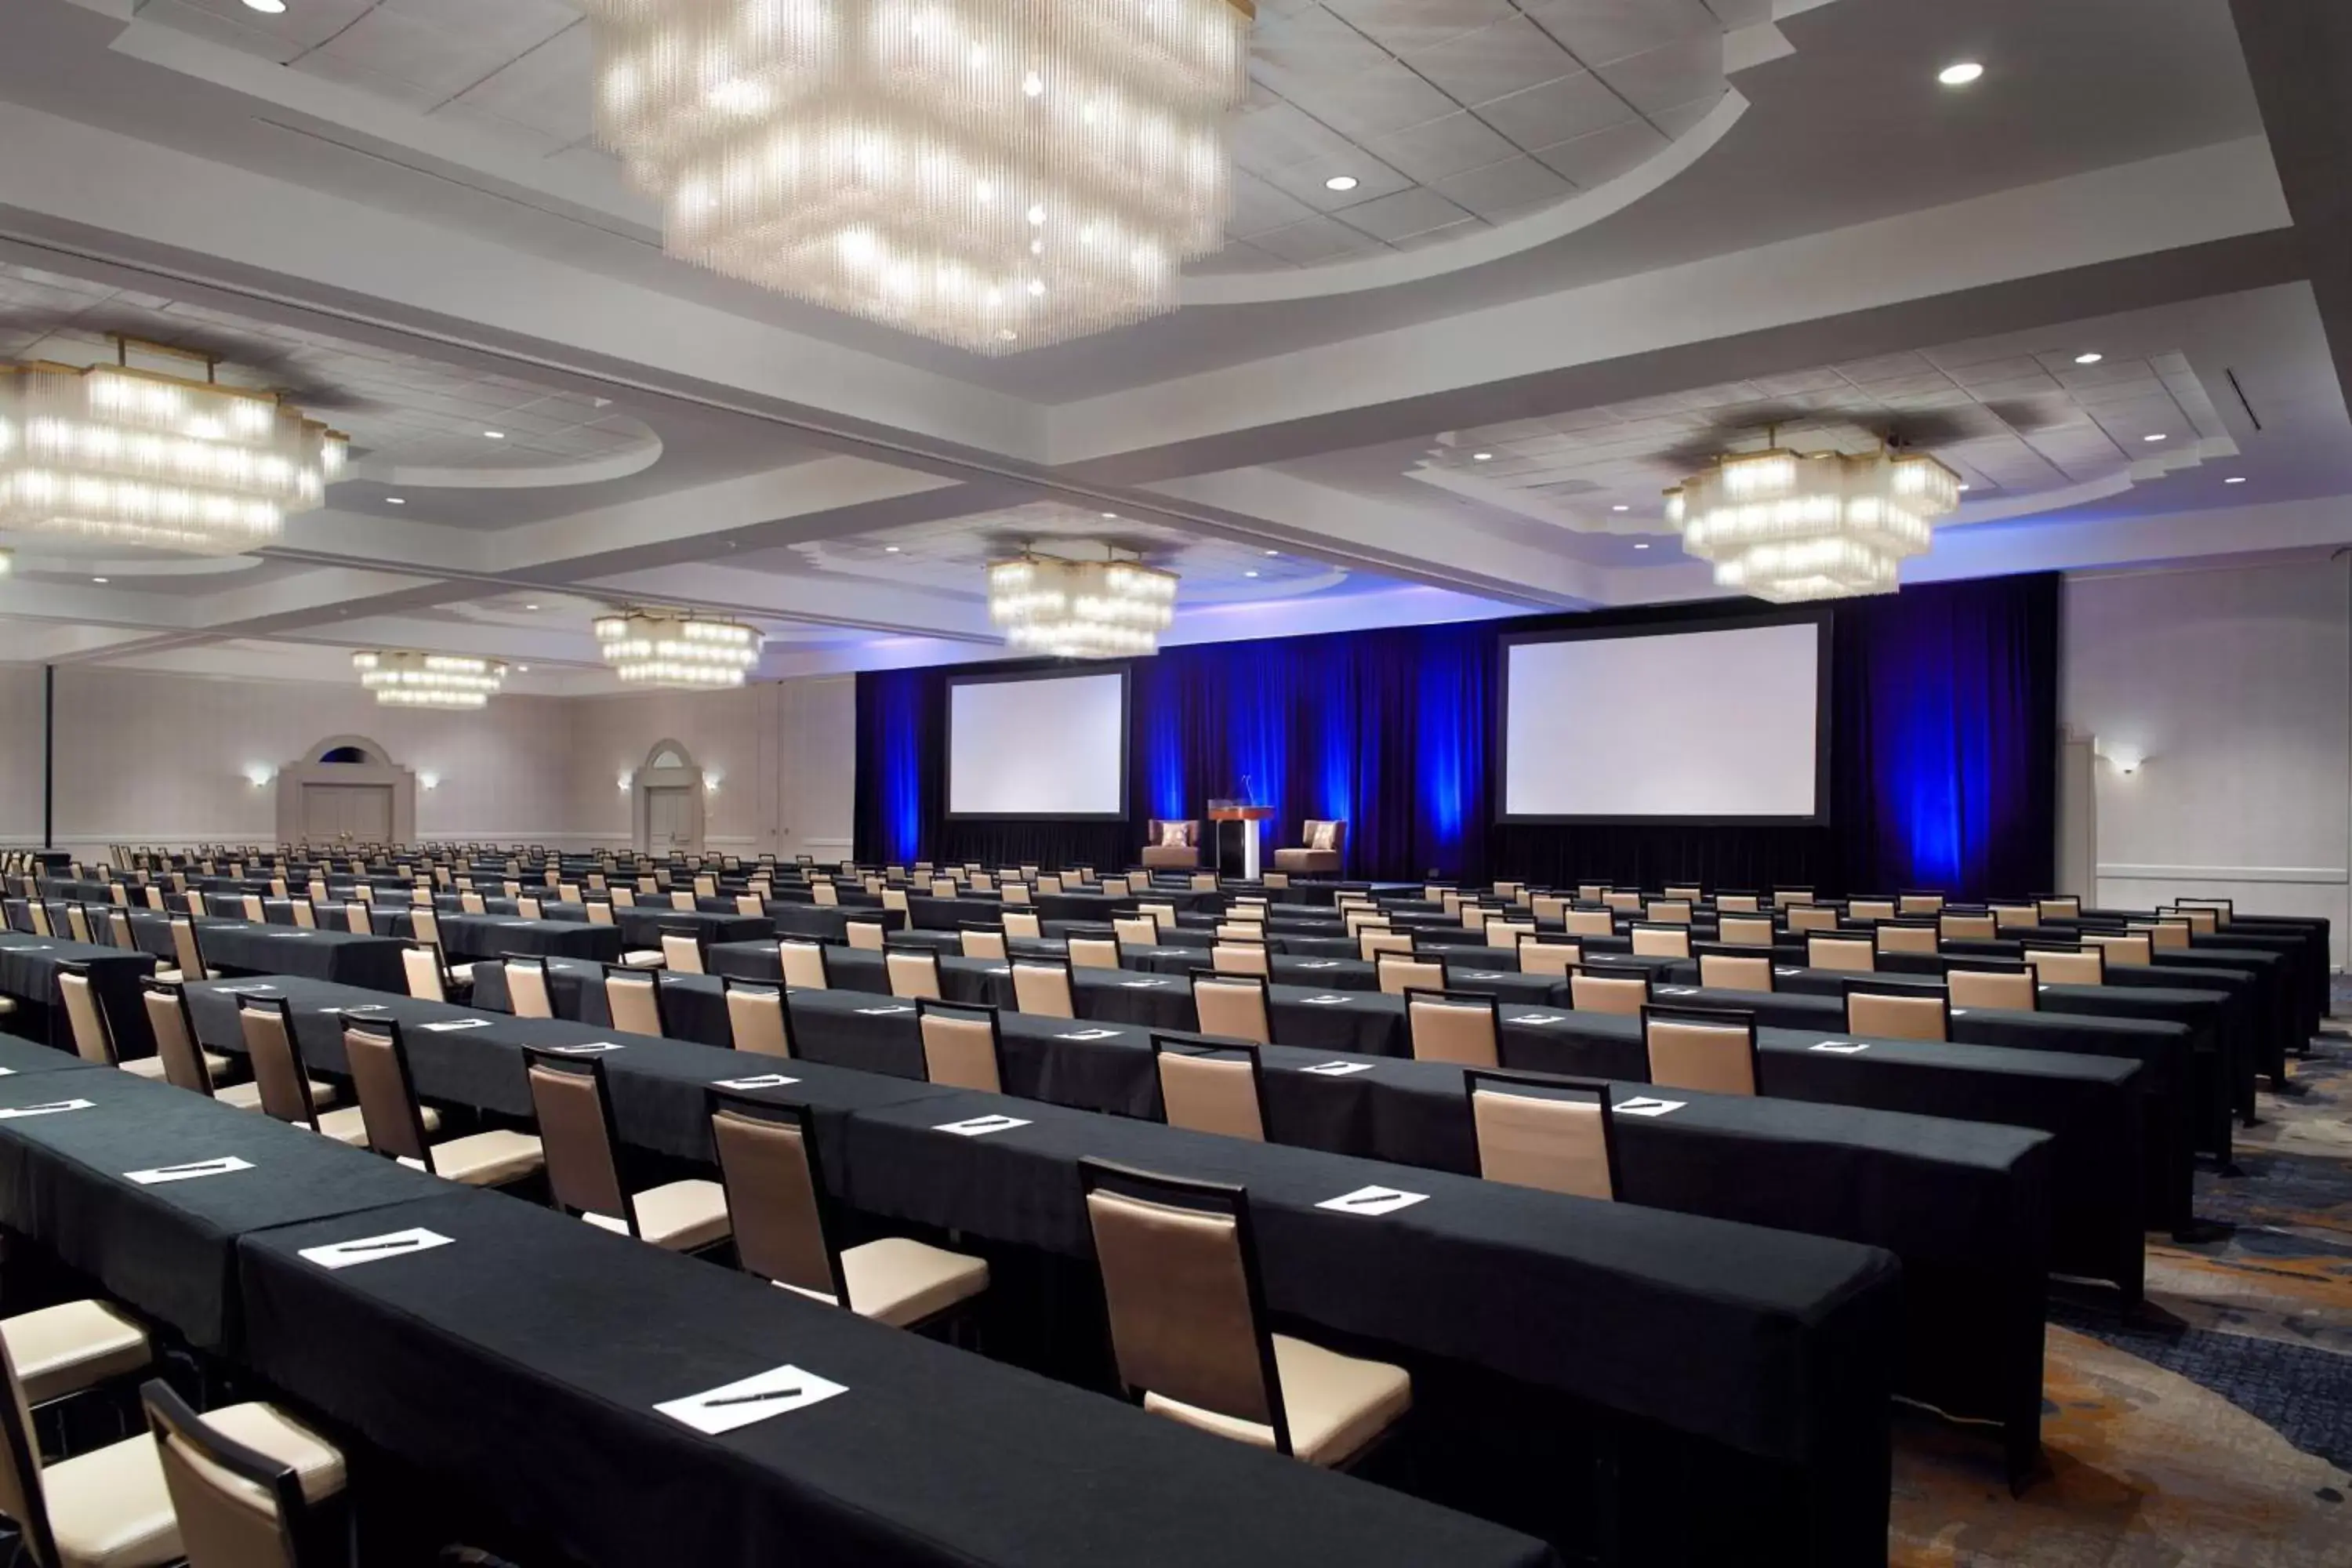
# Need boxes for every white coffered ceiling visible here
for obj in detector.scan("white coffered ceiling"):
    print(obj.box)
[0,0,2346,691]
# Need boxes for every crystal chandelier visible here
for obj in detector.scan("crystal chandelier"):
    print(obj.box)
[594,608,763,688]
[988,550,1177,659]
[353,651,506,710]
[1665,445,1962,604]
[0,341,347,555]
[582,0,1254,354]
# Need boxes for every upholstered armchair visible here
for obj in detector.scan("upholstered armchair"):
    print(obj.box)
[1272,819,1347,876]
[1141,819,1203,869]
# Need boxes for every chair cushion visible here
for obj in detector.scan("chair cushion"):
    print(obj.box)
[584,1179,731,1251]
[42,1401,343,1568]
[121,1051,232,1083]
[837,1237,989,1328]
[1144,1334,1409,1468]
[216,1080,337,1113]
[622,951,666,968]
[2,1300,152,1406]
[310,1104,437,1147]
[399,1130,544,1188]
[448,964,476,985]
[0,996,13,1014]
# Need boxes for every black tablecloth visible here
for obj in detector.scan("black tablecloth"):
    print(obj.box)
[0,1067,445,1349]
[238,1190,1556,1568]
[187,920,411,993]
[0,930,161,1058]
[385,911,624,964]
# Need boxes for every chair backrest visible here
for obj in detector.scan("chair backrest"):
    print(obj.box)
[1642,1005,1759,1095]
[661,931,705,975]
[171,915,208,980]
[1467,1071,1617,1200]
[1002,881,1034,906]
[1875,922,1939,954]
[1405,989,1500,1068]
[1568,968,1650,1016]
[343,1017,435,1165]
[1035,876,1064,896]
[736,895,767,919]
[1563,908,1616,938]
[56,964,118,1067]
[1846,898,1896,922]
[2082,931,2153,967]
[1080,1161,1289,1455]
[1644,899,1692,926]
[886,948,942,1000]
[1898,892,1946,917]
[723,980,793,1058]
[960,925,1010,960]
[506,959,554,1019]
[1375,953,1446,996]
[143,1377,321,1568]
[343,902,374,934]
[2169,897,2231,927]
[1716,914,1776,946]
[604,965,667,1036]
[1947,961,2038,1011]
[2024,943,2107,985]
[1359,930,1415,961]
[1211,942,1270,978]
[1629,924,1690,959]
[779,942,830,989]
[1773,888,1814,909]
[1483,919,1535,949]
[845,920,887,951]
[1515,938,1581,978]
[238,996,323,1128]
[2132,918,2193,951]
[1153,1038,1266,1142]
[63,905,93,945]
[2037,896,2082,920]
[708,1094,842,1301]
[1844,982,1951,1042]
[240,895,266,924]
[1113,916,1158,949]
[1530,894,1568,924]
[401,942,448,1003]
[2161,904,2221,935]
[1786,905,1838,934]
[1011,960,1076,1019]
[1806,935,1876,973]
[917,1000,1004,1092]
[1191,973,1272,1045]
[881,887,910,914]
[1715,893,1760,913]
[810,880,840,907]
[1069,937,1122,971]
[1601,890,1641,913]
[1696,947,1775,993]
[141,981,217,1095]
[1002,910,1043,940]
[1990,903,2040,931]
[289,899,317,930]
[525,1051,633,1231]
[1939,913,1996,942]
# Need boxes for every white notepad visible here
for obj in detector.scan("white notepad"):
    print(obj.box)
[299,1228,454,1270]
[128,1156,254,1185]
[1317,1185,1428,1217]
[0,1099,93,1120]
[934,1114,1030,1138]
[655,1364,848,1436]
[714,1073,799,1091]
[1613,1098,1685,1118]
[1301,1061,1373,1077]
[421,1018,492,1033]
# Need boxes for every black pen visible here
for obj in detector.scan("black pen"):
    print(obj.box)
[705,1387,804,1406]
[151,1159,236,1174]
[339,1239,421,1254]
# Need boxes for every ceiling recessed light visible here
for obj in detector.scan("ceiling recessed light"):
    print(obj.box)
[242,0,287,12]
[2143,433,2167,443]
[1325,175,1359,192]
[1472,452,1493,461]
[1958,483,1973,492]
[517,665,530,673]
[2225,475,2247,484]
[525,603,539,611]
[484,430,505,440]
[1243,570,1260,578]
[385,496,405,505]
[1938,61,1984,86]
[884,545,901,553]
[2073,352,2103,365]
[1263,549,1279,556]
[90,576,108,583]
[1102,512,1117,518]
[1611,504,1630,513]
[1632,543,1650,551]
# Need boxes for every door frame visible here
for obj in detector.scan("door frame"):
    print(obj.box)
[632,739,706,854]
[275,735,418,848]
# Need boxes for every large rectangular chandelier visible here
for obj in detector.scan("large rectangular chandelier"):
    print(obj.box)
[583,0,1254,354]
[988,552,1176,659]
[594,609,763,688]
[1666,448,1962,604]
[353,651,506,710]
[0,358,347,555]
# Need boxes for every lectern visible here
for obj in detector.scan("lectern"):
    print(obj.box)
[1207,803,1275,881]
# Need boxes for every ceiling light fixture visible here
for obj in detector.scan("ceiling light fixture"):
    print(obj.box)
[2074,352,2103,365]
[0,550,11,577]
[1633,543,1650,550]
[883,545,902,553]
[2143,434,2167,443]
[0,335,347,554]
[242,0,287,12]
[352,650,506,710]
[1937,61,1984,85]
[582,0,1252,354]
[1325,175,1359,192]
[1611,504,1629,512]
[90,576,108,583]
[1665,439,1962,604]
[988,546,1177,659]
[524,603,539,611]
[2225,476,2247,485]
[484,430,505,440]
[1472,452,1493,461]
[1263,549,1278,556]
[594,608,762,688]
[385,496,405,505]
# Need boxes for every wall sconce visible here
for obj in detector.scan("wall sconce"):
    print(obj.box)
[419,773,441,791]
[2097,744,2146,776]
[705,773,722,793]
[617,771,633,793]
[244,765,274,788]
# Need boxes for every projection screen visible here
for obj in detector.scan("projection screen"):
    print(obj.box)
[1499,617,1829,822]
[947,668,1130,819]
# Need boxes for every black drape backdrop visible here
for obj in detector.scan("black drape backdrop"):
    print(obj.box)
[857,575,2059,898]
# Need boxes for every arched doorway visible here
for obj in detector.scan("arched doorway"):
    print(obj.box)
[633,739,706,854]
[276,735,418,848]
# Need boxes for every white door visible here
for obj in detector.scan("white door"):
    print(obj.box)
[302,784,393,844]
[645,787,692,851]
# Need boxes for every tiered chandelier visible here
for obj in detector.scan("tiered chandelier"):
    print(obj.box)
[353,651,507,710]
[1666,444,1962,604]
[0,340,347,555]
[987,550,1177,659]
[580,0,1254,354]
[594,608,763,688]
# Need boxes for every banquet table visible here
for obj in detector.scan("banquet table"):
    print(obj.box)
[366,909,624,964]
[184,975,1901,1563]
[0,927,161,1059]
[178,919,412,993]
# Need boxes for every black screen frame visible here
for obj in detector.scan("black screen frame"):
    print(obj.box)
[944,664,1134,823]
[1493,608,1835,827]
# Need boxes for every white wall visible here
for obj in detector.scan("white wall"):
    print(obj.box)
[2063,556,2351,967]
[5,666,856,865]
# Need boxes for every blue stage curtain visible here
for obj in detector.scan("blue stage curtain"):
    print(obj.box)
[854,574,2056,899]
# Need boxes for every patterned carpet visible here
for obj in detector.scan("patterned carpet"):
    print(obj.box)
[1889,1010,2352,1564]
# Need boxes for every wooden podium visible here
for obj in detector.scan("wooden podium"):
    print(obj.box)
[1208,805,1276,882]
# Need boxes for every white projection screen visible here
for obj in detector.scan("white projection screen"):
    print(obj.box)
[947,669,1130,819]
[1500,617,1829,822]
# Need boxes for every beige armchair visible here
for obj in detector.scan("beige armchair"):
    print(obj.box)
[1141,818,1203,870]
[1272,819,1347,877]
